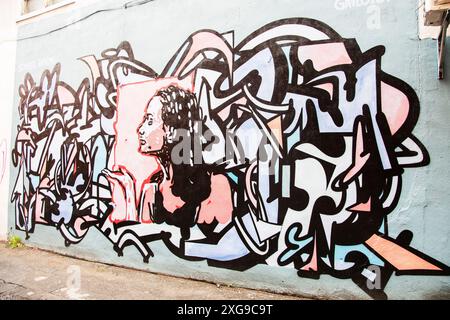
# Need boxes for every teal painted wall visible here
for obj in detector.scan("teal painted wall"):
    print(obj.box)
[8,0,450,299]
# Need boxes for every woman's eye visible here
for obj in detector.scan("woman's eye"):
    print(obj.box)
[148,119,153,125]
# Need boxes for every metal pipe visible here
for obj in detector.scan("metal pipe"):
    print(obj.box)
[438,10,450,80]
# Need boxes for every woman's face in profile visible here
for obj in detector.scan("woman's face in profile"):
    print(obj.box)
[137,96,166,154]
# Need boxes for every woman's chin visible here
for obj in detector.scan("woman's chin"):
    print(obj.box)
[138,147,150,154]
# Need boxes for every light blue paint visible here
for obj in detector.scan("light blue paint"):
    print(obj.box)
[278,226,313,265]
[185,226,250,261]
[286,128,301,152]
[334,244,385,267]
[281,45,293,82]
[226,172,239,185]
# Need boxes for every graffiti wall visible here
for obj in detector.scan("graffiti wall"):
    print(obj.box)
[9,0,450,300]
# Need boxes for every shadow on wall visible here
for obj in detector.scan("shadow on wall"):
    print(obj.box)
[0,140,6,185]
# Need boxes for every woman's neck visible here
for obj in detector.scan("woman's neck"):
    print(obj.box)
[156,149,171,181]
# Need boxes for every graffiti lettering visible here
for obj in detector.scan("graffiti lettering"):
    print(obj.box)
[11,18,449,299]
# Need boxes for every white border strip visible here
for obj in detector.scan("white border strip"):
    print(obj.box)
[16,0,76,24]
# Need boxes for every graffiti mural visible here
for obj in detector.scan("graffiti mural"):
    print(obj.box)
[11,18,449,299]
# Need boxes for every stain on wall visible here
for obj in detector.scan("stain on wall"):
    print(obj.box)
[10,18,450,299]
[0,140,6,185]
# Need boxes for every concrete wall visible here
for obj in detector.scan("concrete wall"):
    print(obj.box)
[6,0,450,299]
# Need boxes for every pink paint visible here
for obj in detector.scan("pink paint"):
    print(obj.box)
[366,234,442,271]
[298,42,353,71]
[57,85,75,105]
[78,55,101,82]
[108,177,129,223]
[381,82,410,134]
[74,217,85,235]
[301,235,318,272]
[347,197,371,213]
[314,83,334,98]
[34,192,44,222]
[160,177,185,214]
[217,107,231,121]
[197,174,233,225]
[74,215,97,236]
[174,31,233,78]
[139,189,153,224]
[110,77,194,222]
[218,96,246,121]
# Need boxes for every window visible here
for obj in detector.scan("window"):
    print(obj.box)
[18,0,77,23]
[22,0,67,15]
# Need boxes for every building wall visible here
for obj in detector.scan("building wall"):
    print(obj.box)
[6,0,450,299]
[0,0,20,240]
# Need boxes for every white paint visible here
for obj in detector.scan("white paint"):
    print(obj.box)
[362,268,377,282]
[34,276,48,281]
[0,0,19,241]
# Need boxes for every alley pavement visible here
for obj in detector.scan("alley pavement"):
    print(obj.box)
[0,244,304,300]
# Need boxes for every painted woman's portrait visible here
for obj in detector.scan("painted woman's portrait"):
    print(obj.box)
[104,86,233,240]
[11,17,448,300]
